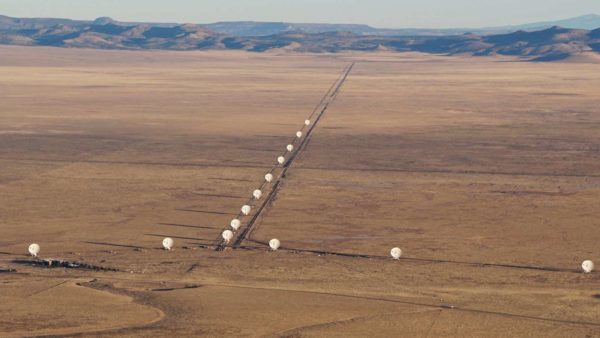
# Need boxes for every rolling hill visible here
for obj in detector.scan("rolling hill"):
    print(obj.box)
[203,14,600,36]
[1,15,599,61]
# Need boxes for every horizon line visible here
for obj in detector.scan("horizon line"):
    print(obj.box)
[0,12,598,31]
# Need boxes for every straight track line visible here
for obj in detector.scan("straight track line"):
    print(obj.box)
[214,63,355,251]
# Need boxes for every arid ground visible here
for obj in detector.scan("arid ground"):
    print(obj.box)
[0,45,599,337]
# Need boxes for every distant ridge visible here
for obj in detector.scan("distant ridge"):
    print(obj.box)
[1,14,599,61]
[204,21,379,37]
[2,13,599,36]
[203,14,600,37]
[506,14,600,31]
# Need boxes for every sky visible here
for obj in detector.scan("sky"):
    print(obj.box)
[1,0,599,28]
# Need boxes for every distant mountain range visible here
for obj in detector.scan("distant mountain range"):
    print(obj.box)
[502,14,600,31]
[1,14,599,61]
[203,14,600,36]
[2,14,600,36]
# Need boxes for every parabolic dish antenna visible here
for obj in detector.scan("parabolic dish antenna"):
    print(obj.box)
[269,239,281,251]
[230,219,241,230]
[265,173,274,183]
[390,247,402,260]
[28,243,40,257]
[222,230,234,243]
[162,237,174,250]
[582,260,595,273]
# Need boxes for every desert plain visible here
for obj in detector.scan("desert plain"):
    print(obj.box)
[0,45,599,337]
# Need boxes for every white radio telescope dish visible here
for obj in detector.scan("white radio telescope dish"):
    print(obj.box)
[241,205,251,216]
[582,260,595,273]
[28,243,40,257]
[222,230,234,243]
[286,144,294,152]
[305,119,311,126]
[277,156,285,165]
[296,131,302,138]
[265,173,274,183]
[269,239,281,251]
[230,219,241,230]
[162,237,174,250]
[253,189,263,200]
[390,247,402,260]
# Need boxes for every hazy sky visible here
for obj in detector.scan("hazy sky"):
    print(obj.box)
[1,0,599,28]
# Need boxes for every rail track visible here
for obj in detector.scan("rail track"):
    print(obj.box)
[214,63,355,251]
